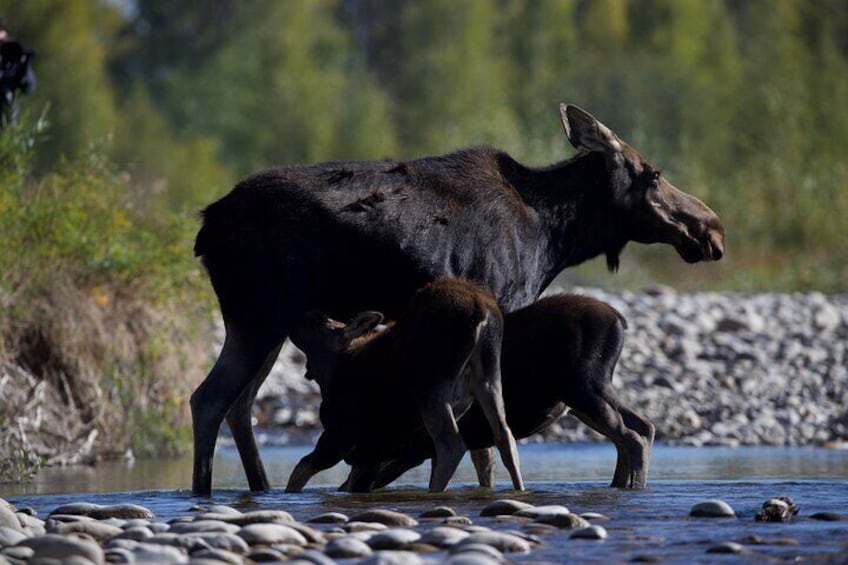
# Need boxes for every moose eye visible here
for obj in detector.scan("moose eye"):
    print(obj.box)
[647,170,661,187]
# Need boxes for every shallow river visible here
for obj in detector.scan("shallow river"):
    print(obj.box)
[4,443,848,563]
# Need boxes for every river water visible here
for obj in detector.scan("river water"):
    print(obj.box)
[4,443,848,563]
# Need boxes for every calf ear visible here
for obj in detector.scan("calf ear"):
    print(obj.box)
[560,104,623,154]
[344,311,384,340]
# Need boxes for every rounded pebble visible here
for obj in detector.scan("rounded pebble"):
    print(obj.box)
[89,504,154,520]
[325,535,374,558]
[19,533,105,564]
[537,513,590,529]
[457,531,532,553]
[168,519,241,535]
[358,550,424,564]
[810,512,846,521]
[419,506,456,518]
[419,526,470,548]
[307,512,349,524]
[706,541,746,554]
[349,509,418,527]
[0,525,27,546]
[367,527,422,549]
[570,525,608,540]
[48,519,123,541]
[479,499,534,517]
[514,504,571,520]
[238,523,308,546]
[689,499,736,517]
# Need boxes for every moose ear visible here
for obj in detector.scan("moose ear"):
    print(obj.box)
[344,311,384,340]
[560,104,623,154]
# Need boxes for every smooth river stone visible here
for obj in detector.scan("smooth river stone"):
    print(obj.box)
[444,551,503,565]
[237,523,308,546]
[689,499,736,518]
[168,519,241,535]
[19,533,106,564]
[349,509,418,527]
[47,502,103,517]
[419,506,456,518]
[536,512,591,529]
[456,531,532,553]
[47,519,124,541]
[367,528,422,550]
[190,547,245,565]
[182,532,250,554]
[358,550,425,564]
[450,542,504,560]
[514,504,571,520]
[130,541,189,563]
[222,509,295,526]
[706,541,747,554]
[479,499,534,517]
[89,503,154,520]
[0,525,27,546]
[0,504,21,532]
[570,525,608,540]
[307,511,349,524]
[419,526,471,547]
[325,536,374,558]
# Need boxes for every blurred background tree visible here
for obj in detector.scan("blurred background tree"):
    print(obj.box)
[2,0,847,291]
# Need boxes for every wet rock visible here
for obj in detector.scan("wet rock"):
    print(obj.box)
[48,502,103,517]
[349,509,418,527]
[112,525,153,541]
[0,525,27,546]
[47,519,123,541]
[514,504,571,521]
[420,506,456,518]
[2,545,34,561]
[450,542,504,560]
[286,522,326,545]
[367,528,422,550]
[479,499,533,517]
[358,550,425,564]
[190,547,245,565]
[689,499,736,517]
[444,552,502,565]
[580,512,610,521]
[706,541,746,554]
[237,523,308,546]
[0,504,21,533]
[325,535,374,558]
[810,512,847,521]
[289,548,337,565]
[536,513,590,529]
[570,525,608,540]
[182,532,250,554]
[89,504,154,520]
[755,497,799,522]
[222,509,294,526]
[307,512,349,524]
[169,519,241,535]
[419,526,470,548]
[456,531,532,553]
[442,516,473,526]
[343,521,389,533]
[247,546,287,562]
[18,533,105,564]
[103,546,135,563]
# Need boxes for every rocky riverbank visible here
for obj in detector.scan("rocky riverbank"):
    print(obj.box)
[246,288,848,448]
[3,493,846,564]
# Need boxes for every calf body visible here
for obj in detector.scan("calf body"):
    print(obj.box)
[192,104,723,494]
[284,278,524,493]
[343,294,655,491]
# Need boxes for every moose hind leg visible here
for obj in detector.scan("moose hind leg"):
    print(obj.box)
[470,323,524,491]
[420,394,466,492]
[225,343,283,492]
[471,447,496,488]
[619,404,655,489]
[570,388,650,489]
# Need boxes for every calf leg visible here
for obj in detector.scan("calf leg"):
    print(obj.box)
[570,387,652,489]
[420,394,466,492]
[191,332,282,495]
[285,432,345,493]
[470,323,524,491]
[619,404,655,489]
[371,456,428,490]
[471,447,496,488]
[225,343,282,492]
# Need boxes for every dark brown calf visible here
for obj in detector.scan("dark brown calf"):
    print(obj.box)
[284,278,524,493]
[192,104,722,494]
[342,294,655,491]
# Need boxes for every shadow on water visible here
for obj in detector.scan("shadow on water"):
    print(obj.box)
[4,443,848,563]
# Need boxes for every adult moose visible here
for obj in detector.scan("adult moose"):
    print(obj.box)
[192,104,724,495]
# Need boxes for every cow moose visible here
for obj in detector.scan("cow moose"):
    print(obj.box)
[191,104,724,494]
[284,278,523,493]
[340,293,654,492]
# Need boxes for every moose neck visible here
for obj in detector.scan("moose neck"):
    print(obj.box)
[508,151,628,283]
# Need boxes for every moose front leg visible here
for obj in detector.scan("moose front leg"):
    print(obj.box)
[470,448,495,488]
[285,433,346,493]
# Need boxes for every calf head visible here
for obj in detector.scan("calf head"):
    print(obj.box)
[290,311,384,389]
[561,104,725,269]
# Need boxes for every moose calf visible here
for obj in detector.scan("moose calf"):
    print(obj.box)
[284,278,524,493]
[343,293,655,491]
